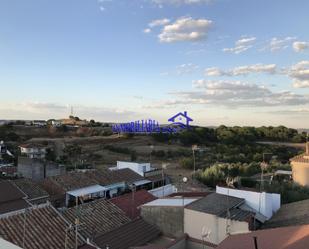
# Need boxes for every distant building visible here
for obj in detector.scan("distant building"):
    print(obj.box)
[290,142,309,186]
[19,143,48,159]
[51,120,62,127]
[115,161,153,176]
[31,120,47,127]
[60,117,88,127]
[114,161,168,189]
[17,157,65,181]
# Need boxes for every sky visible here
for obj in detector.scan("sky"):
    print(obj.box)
[0,0,309,128]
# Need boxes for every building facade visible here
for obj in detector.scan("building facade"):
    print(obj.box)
[290,142,309,187]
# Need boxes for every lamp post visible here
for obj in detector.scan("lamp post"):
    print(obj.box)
[182,176,188,207]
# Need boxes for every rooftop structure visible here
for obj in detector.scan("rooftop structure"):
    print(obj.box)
[143,198,198,207]
[216,186,280,220]
[216,224,309,249]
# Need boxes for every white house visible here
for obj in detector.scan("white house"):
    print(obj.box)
[216,186,280,220]
[19,143,48,159]
[116,161,153,176]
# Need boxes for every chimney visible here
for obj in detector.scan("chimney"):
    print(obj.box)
[306,142,309,155]
[184,111,187,116]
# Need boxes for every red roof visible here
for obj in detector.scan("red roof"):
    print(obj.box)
[110,190,157,219]
[216,225,309,249]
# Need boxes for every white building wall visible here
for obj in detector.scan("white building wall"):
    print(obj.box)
[117,161,151,176]
[184,209,249,245]
[216,186,281,219]
[149,184,177,198]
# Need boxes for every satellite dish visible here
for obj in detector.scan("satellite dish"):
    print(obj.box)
[183,177,188,183]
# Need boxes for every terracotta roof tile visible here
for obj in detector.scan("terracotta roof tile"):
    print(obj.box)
[62,199,131,239]
[94,218,161,249]
[263,199,309,229]
[110,190,157,219]
[0,205,83,249]
[216,225,309,249]
[0,181,31,215]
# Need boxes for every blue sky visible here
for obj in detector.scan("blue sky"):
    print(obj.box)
[1,0,309,128]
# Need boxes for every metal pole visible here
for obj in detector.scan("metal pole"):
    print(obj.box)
[193,149,196,177]
[75,197,78,249]
[162,169,165,197]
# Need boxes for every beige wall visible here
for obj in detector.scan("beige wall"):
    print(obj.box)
[292,162,309,187]
[184,209,249,245]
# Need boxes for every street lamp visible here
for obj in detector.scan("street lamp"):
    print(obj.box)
[182,176,188,207]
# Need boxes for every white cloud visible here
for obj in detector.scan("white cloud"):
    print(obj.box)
[293,41,309,52]
[288,61,309,88]
[158,17,213,43]
[0,102,138,122]
[149,18,170,28]
[143,28,151,33]
[223,36,256,54]
[147,80,309,109]
[176,63,199,75]
[151,0,213,6]
[205,64,277,76]
[266,36,296,52]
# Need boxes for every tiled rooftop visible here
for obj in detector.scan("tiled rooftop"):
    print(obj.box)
[0,181,30,215]
[185,193,253,221]
[263,199,309,229]
[110,190,157,219]
[12,178,49,201]
[0,205,83,249]
[45,168,145,192]
[62,199,131,239]
[216,225,309,249]
[93,218,161,249]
